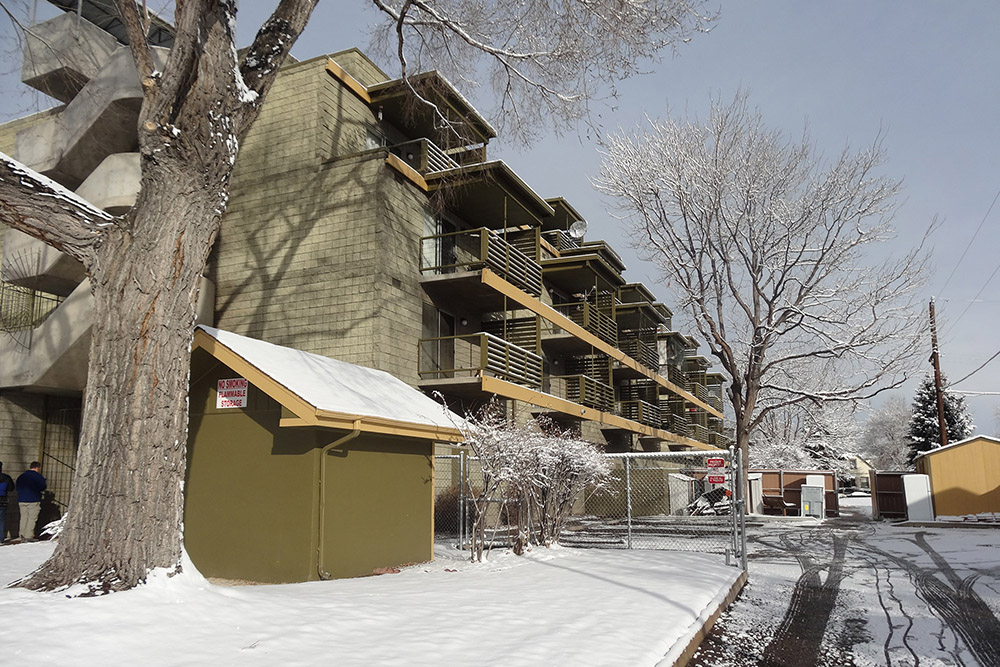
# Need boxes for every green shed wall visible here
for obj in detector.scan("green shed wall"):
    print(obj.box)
[185,349,434,583]
[320,434,433,579]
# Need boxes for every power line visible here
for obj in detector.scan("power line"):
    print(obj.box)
[939,187,1000,296]
[941,260,1000,338]
[948,347,1000,388]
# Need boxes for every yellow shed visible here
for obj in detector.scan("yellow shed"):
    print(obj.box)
[915,435,1000,518]
[185,326,464,583]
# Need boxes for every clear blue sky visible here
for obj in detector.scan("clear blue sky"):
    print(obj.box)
[2,1,998,432]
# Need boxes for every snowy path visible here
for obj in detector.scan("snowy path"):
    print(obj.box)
[690,499,1000,666]
[0,541,741,666]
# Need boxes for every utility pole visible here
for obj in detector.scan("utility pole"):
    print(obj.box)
[929,298,948,448]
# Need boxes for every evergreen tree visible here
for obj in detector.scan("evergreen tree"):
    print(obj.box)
[907,374,974,463]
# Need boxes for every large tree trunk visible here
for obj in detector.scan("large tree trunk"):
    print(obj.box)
[3,0,319,592]
[21,170,223,591]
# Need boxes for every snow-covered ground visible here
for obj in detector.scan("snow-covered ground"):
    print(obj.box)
[692,495,1000,666]
[0,541,741,666]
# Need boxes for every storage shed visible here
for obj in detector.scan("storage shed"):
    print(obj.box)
[185,326,464,583]
[915,435,1000,518]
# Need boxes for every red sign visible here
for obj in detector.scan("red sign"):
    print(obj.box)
[707,474,726,485]
[706,458,725,468]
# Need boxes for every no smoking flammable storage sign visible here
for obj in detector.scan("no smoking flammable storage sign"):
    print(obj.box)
[217,377,248,409]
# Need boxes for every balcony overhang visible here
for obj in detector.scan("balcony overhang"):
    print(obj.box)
[683,355,712,372]
[616,302,669,329]
[420,270,516,314]
[564,241,627,273]
[426,161,553,229]
[705,372,727,386]
[541,331,597,356]
[368,71,496,145]
[47,0,175,47]
[543,197,586,232]
[541,254,625,295]
[421,373,717,450]
[618,282,657,305]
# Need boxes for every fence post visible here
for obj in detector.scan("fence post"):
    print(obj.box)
[459,449,466,550]
[625,455,633,549]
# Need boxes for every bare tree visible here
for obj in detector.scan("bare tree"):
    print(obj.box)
[753,401,858,475]
[0,1,711,592]
[596,92,929,480]
[368,0,714,142]
[456,407,608,561]
[860,395,912,470]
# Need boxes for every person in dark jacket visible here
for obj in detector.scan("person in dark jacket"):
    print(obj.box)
[16,462,46,541]
[0,463,14,543]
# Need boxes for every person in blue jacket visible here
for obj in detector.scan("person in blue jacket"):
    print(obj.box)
[16,462,46,541]
[0,463,14,543]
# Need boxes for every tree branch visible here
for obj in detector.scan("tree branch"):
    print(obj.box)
[115,0,156,89]
[235,0,319,137]
[0,152,111,269]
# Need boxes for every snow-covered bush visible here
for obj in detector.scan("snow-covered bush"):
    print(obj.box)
[456,404,610,561]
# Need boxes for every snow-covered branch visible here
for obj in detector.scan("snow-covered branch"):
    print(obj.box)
[0,152,112,268]
[596,91,929,466]
[369,0,715,142]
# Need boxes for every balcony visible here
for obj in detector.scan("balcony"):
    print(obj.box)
[541,229,581,253]
[662,364,687,388]
[389,138,461,175]
[688,423,712,444]
[482,317,540,355]
[418,332,542,389]
[618,399,662,428]
[619,335,658,371]
[421,228,542,299]
[553,374,615,412]
[687,381,711,404]
[552,301,617,346]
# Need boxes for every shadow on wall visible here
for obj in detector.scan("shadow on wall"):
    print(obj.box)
[211,59,407,368]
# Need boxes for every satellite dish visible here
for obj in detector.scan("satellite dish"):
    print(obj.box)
[568,220,588,240]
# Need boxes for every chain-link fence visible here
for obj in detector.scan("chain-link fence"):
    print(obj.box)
[434,449,747,569]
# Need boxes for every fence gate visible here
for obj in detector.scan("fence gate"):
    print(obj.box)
[433,448,747,569]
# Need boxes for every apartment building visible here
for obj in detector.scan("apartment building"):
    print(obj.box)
[0,7,725,518]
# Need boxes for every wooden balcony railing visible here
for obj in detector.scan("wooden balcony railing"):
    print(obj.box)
[688,423,712,444]
[482,317,541,355]
[418,332,543,388]
[619,336,658,371]
[420,228,542,296]
[618,399,662,428]
[389,138,460,174]
[662,365,687,388]
[687,381,710,403]
[553,301,617,346]
[554,374,615,412]
[541,230,580,252]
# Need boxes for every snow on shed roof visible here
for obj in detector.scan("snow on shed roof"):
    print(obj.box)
[194,326,464,443]
[914,434,1000,459]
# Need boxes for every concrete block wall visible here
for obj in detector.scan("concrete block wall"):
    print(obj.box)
[331,49,389,88]
[214,55,430,384]
[317,57,382,159]
[0,390,45,538]
[0,391,45,477]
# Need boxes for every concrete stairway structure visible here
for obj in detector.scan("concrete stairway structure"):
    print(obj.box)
[0,11,211,393]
